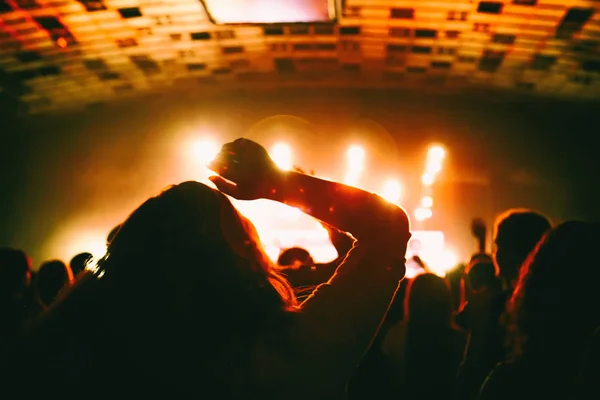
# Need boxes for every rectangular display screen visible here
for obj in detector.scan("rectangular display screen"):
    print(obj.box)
[202,0,336,24]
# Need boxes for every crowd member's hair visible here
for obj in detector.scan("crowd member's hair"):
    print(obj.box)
[36,260,73,307]
[510,221,600,360]
[97,182,296,325]
[69,252,93,277]
[494,209,551,282]
[0,247,32,296]
[277,247,313,268]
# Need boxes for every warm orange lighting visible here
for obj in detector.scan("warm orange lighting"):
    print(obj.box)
[194,139,219,166]
[56,37,68,48]
[344,145,365,186]
[421,195,433,208]
[346,145,365,170]
[414,207,433,221]
[428,145,446,161]
[426,159,443,175]
[380,179,403,204]
[422,173,435,186]
[270,142,293,170]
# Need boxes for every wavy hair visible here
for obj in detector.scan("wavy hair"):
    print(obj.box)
[510,221,600,360]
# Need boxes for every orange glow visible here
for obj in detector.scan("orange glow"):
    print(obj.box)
[422,173,434,186]
[428,145,446,161]
[380,179,403,204]
[347,145,365,170]
[421,195,433,208]
[407,230,457,277]
[414,207,433,221]
[46,229,107,268]
[194,139,219,166]
[345,145,365,186]
[56,37,68,48]
[426,159,443,175]
[270,142,293,170]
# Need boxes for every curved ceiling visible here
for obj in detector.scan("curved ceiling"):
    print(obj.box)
[1,0,599,115]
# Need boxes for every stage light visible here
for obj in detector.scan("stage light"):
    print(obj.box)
[428,145,446,161]
[271,142,293,170]
[422,173,435,186]
[426,159,443,175]
[194,139,219,166]
[346,145,365,171]
[381,179,403,204]
[414,208,433,221]
[421,196,433,208]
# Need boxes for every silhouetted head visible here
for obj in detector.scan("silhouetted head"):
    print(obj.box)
[466,259,499,291]
[511,221,600,358]
[36,260,73,308]
[405,273,453,326]
[107,224,121,247]
[493,209,551,284]
[0,247,32,298]
[69,252,93,277]
[277,247,314,269]
[97,181,296,331]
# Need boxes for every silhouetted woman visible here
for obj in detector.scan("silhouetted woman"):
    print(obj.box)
[480,221,600,400]
[6,138,410,399]
[382,273,467,399]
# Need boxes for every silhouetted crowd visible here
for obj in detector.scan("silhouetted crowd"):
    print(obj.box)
[1,138,598,399]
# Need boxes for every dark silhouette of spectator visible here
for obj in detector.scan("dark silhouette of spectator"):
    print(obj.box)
[35,260,73,309]
[466,260,501,293]
[382,273,467,399]
[106,224,121,246]
[278,247,314,270]
[0,247,34,348]
[7,138,410,398]
[493,209,551,288]
[456,259,503,330]
[458,209,551,400]
[573,326,600,400]
[69,252,93,277]
[480,221,600,400]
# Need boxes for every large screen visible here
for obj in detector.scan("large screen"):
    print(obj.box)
[202,0,336,24]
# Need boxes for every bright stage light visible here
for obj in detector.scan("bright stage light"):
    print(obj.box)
[421,195,433,208]
[428,145,446,161]
[346,145,365,171]
[344,145,365,186]
[194,139,219,166]
[270,142,293,170]
[381,179,403,204]
[414,207,433,221]
[426,159,443,175]
[422,173,435,186]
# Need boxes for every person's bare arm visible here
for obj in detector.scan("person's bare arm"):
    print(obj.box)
[257,171,410,395]
[209,139,410,396]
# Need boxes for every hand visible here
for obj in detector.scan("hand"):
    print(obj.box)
[470,218,487,241]
[208,138,282,200]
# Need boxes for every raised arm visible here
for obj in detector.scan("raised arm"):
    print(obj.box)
[209,139,410,396]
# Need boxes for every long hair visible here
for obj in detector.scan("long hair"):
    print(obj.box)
[510,221,600,363]
[98,181,296,320]
[27,182,296,396]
